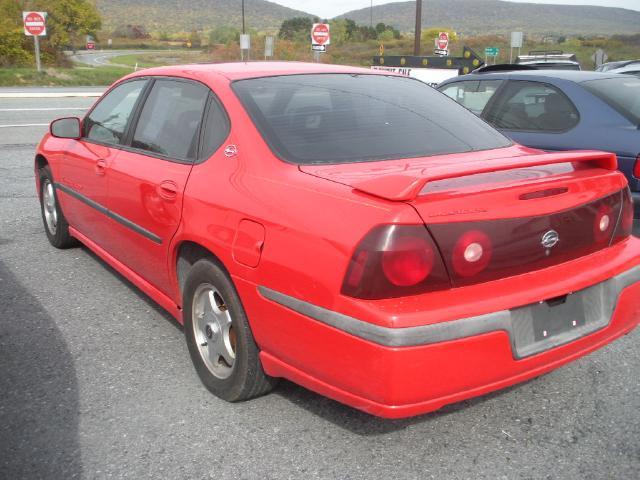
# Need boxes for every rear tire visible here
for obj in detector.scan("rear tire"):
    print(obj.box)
[38,166,77,249]
[183,258,277,401]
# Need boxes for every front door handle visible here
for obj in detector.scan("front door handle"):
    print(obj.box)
[157,180,178,201]
[95,159,107,176]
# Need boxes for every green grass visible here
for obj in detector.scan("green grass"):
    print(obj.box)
[0,66,133,87]
[109,54,165,68]
[109,51,211,68]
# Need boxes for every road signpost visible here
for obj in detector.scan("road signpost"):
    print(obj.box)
[23,11,47,73]
[265,36,275,60]
[434,31,449,56]
[485,47,500,65]
[311,23,330,62]
[592,49,608,68]
[510,31,523,63]
[240,34,250,61]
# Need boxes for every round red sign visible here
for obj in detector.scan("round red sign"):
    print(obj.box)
[437,32,449,51]
[311,24,330,46]
[24,12,46,36]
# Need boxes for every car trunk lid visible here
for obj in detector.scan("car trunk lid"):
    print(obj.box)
[301,146,631,288]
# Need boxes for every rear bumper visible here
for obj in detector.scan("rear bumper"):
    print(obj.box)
[237,258,640,419]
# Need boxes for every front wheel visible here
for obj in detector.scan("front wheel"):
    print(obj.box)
[183,259,277,402]
[38,166,77,249]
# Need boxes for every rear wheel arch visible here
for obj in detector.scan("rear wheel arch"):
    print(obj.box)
[175,241,231,296]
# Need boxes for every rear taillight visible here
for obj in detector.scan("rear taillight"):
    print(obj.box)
[342,225,450,299]
[613,187,634,242]
[633,155,640,179]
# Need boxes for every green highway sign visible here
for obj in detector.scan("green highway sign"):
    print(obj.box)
[485,47,500,56]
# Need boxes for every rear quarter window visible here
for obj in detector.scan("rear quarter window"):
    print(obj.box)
[485,81,579,132]
[583,77,640,125]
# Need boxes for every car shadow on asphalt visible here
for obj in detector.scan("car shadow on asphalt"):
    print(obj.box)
[80,246,183,332]
[273,376,539,436]
[0,259,82,478]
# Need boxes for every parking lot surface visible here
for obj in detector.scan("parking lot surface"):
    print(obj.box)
[0,96,639,480]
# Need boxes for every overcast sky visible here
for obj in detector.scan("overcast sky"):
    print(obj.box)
[270,0,640,19]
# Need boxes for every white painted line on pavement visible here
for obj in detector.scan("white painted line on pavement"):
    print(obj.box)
[0,107,87,112]
[0,123,49,128]
[0,92,103,98]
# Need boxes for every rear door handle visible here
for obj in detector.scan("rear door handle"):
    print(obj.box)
[157,180,178,200]
[95,159,107,176]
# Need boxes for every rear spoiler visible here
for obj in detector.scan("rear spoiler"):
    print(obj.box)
[352,151,617,202]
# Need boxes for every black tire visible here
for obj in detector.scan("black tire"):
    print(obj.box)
[38,166,77,249]
[183,258,277,402]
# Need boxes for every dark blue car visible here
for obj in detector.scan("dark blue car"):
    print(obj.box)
[438,71,640,218]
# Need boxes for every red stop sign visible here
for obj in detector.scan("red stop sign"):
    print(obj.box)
[437,32,449,51]
[311,24,330,46]
[23,12,46,36]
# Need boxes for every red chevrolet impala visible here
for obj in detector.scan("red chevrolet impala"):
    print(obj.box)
[35,63,640,418]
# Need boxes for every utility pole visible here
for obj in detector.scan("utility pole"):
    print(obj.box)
[414,0,422,56]
[241,0,246,34]
[370,1,373,27]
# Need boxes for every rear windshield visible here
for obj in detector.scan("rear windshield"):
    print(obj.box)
[232,74,511,164]
[582,77,640,126]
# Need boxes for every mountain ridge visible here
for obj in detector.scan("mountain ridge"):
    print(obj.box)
[96,0,313,33]
[337,0,640,36]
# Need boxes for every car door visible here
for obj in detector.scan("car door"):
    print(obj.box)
[103,78,210,297]
[482,80,581,151]
[56,79,148,245]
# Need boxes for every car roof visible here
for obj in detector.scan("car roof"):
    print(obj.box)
[128,62,378,82]
[441,70,628,84]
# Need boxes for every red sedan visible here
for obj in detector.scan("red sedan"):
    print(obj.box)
[35,63,640,418]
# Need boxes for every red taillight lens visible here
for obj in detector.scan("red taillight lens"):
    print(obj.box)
[613,187,634,242]
[451,230,493,277]
[633,155,640,179]
[342,225,450,299]
[382,236,434,286]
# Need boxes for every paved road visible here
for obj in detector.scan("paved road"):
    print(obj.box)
[0,96,97,146]
[69,50,168,68]
[0,98,639,479]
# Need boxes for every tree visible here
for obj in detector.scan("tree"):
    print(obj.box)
[421,27,458,44]
[0,0,32,66]
[278,16,317,41]
[209,25,239,45]
[344,19,358,40]
[28,0,101,51]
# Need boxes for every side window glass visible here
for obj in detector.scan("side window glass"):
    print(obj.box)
[84,80,146,145]
[439,80,503,115]
[132,80,208,161]
[487,81,579,132]
[199,95,231,161]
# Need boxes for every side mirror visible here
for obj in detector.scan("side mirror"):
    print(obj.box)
[50,117,81,139]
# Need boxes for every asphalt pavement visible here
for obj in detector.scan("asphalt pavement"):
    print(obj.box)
[0,96,639,480]
[68,50,169,68]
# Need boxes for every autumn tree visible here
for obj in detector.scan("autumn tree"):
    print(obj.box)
[0,0,31,66]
